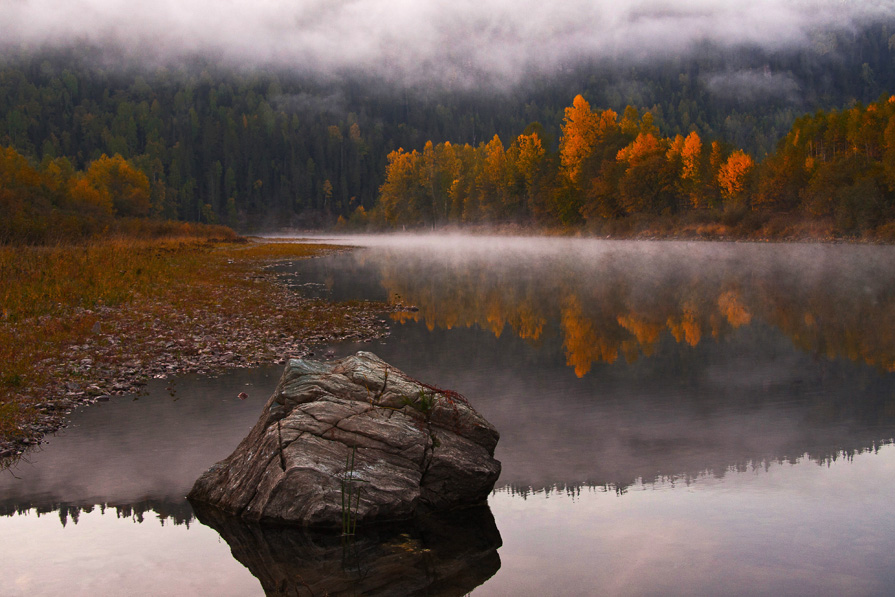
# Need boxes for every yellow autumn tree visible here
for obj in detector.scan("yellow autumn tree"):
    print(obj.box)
[700,140,727,207]
[680,131,704,207]
[0,146,46,241]
[510,132,545,185]
[419,141,443,224]
[0,146,41,191]
[639,111,659,137]
[616,132,663,166]
[615,132,676,214]
[559,95,600,185]
[436,141,461,222]
[717,150,755,205]
[378,148,422,224]
[67,175,115,216]
[474,134,508,220]
[883,114,895,191]
[84,154,151,217]
[666,134,686,160]
[40,157,76,199]
[619,106,640,136]
[681,132,703,181]
[507,131,546,215]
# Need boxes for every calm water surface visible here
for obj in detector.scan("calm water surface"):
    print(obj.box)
[3,236,895,596]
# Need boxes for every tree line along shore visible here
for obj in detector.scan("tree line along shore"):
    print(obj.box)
[7,95,895,244]
[366,94,895,241]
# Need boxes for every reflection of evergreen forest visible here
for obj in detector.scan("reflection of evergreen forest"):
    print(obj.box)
[4,24,895,239]
[0,499,194,527]
[375,246,895,377]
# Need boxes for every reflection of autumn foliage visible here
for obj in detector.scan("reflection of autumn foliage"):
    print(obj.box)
[616,313,662,357]
[374,247,895,377]
[718,290,752,328]
[666,304,702,347]
[561,294,618,376]
[765,281,895,372]
[381,258,549,342]
[390,310,420,325]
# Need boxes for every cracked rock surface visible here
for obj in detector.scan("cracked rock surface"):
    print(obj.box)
[187,351,501,527]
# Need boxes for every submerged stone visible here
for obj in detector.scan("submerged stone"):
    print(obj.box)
[187,351,501,527]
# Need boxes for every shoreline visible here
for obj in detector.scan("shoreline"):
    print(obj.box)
[0,243,400,463]
[274,227,895,249]
[308,215,895,245]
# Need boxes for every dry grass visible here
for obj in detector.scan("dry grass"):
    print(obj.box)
[229,240,342,260]
[1,238,202,323]
[0,237,377,444]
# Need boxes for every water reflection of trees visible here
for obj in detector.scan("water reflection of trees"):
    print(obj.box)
[375,246,895,376]
[497,441,894,497]
[0,499,195,527]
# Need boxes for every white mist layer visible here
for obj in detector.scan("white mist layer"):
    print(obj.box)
[2,0,893,87]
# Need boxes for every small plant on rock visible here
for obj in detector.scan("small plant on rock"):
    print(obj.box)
[400,390,436,418]
[338,446,365,536]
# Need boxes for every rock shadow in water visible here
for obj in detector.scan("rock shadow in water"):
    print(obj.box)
[191,502,502,596]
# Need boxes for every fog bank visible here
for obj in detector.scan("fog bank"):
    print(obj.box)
[2,0,893,87]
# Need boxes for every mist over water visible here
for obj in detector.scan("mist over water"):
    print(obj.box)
[283,232,894,293]
[284,235,895,490]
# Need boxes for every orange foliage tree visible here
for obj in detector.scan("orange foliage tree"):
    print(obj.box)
[373,93,895,236]
[559,95,600,185]
[378,148,423,225]
[717,150,755,206]
[84,154,151,218]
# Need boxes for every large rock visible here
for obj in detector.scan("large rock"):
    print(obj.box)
[188,351,501,527]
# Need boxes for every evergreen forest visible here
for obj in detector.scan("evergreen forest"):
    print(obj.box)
[3,21,895,241]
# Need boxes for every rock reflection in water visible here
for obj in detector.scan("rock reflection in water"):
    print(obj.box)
[192,503,501,596]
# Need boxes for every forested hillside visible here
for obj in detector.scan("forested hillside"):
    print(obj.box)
[2,21,895,232]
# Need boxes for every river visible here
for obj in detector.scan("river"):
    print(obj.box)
[3,235,895,595]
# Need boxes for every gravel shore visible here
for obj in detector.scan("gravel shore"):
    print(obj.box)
[0,254,402,462]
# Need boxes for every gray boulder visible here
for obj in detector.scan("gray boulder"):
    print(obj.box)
[188,351,500,527]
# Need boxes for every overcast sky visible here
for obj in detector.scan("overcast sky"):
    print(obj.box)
[2,0,893,86]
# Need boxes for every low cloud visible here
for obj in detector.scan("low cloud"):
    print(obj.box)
[271,91,348,114]
[1,0,893,87]
[703,69,802,103]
